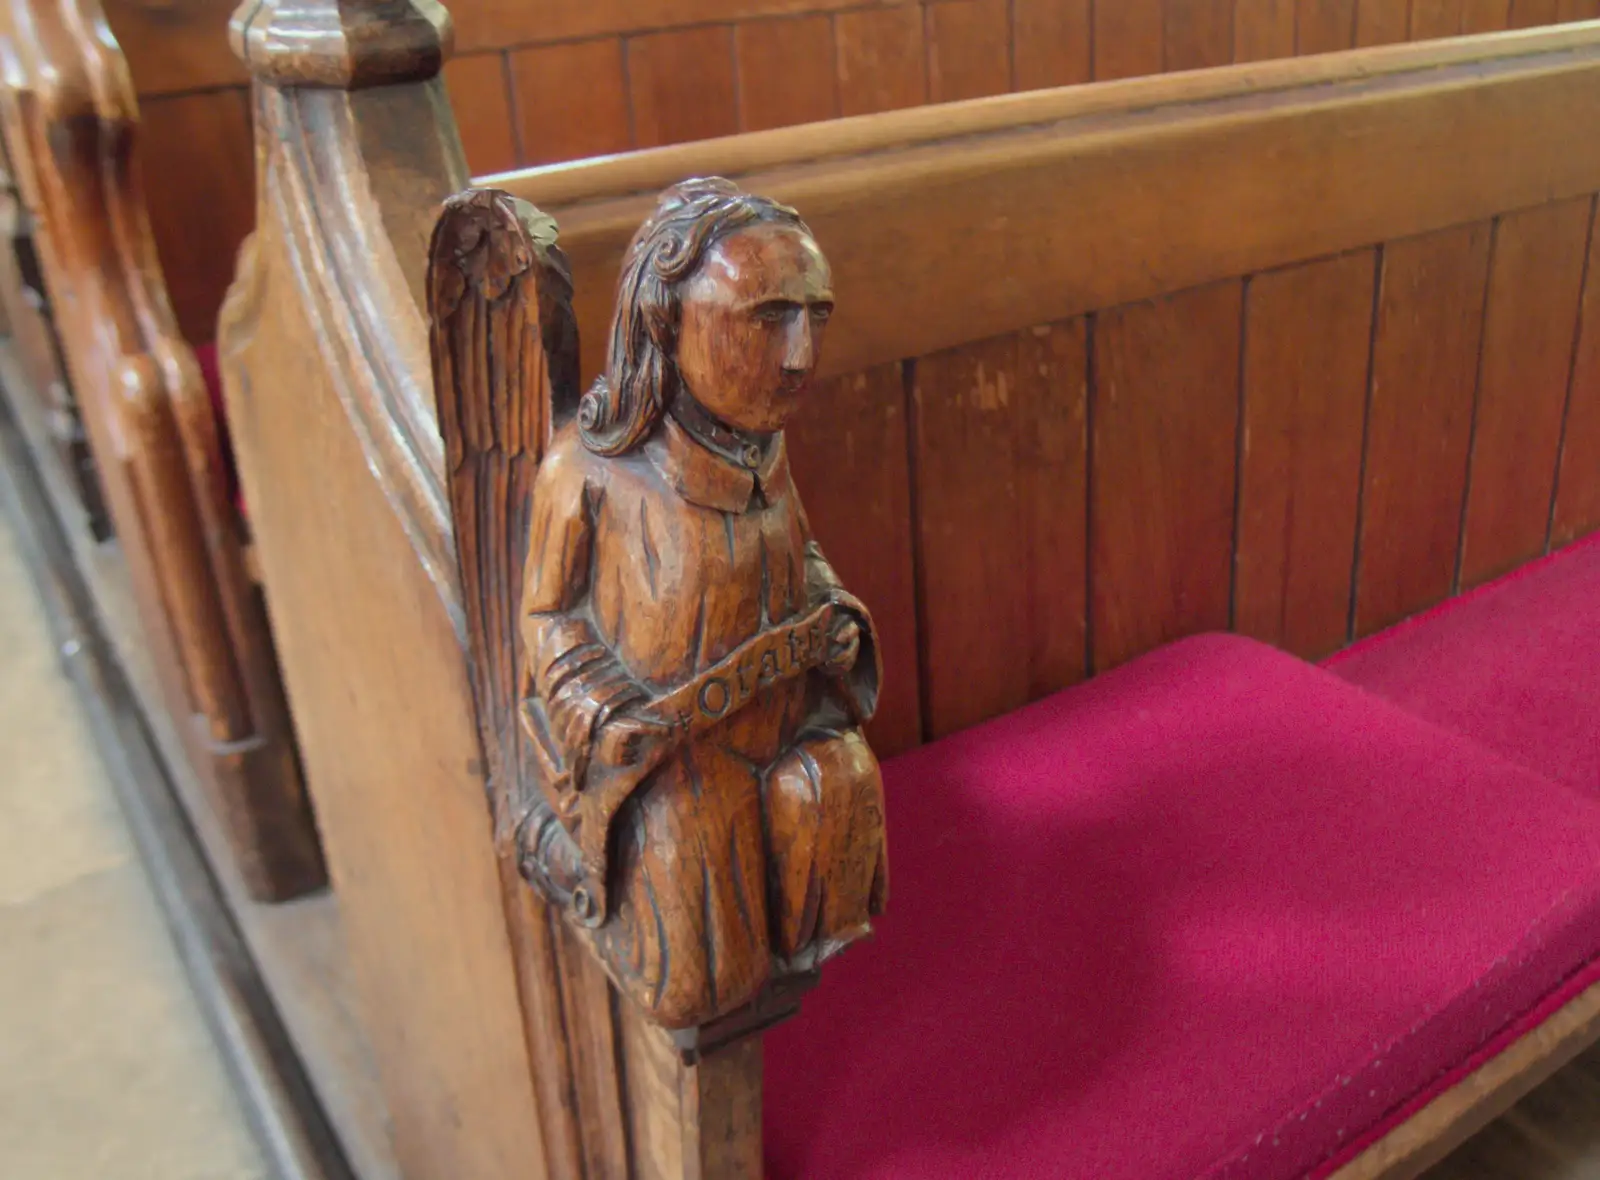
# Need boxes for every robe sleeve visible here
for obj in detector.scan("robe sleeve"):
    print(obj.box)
[802,538,882,725]
[520,441,647,790]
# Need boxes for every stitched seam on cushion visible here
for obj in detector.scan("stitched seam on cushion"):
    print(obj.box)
[1196,884,1591,1178]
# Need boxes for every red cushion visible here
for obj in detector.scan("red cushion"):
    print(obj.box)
[1328,532,1600,790]
[765,634,1600,1179]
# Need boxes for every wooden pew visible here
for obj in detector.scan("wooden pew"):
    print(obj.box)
[90,0,1600,370]
[0,0,322,901]
[216,3,1600,1173]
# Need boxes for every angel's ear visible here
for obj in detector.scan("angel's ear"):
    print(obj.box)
[427,188,578,818]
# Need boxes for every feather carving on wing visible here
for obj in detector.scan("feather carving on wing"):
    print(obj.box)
[427,189,579,843]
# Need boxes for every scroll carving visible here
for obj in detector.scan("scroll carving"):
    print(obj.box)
[430,180,888,1045]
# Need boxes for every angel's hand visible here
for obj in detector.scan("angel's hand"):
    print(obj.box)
[595,710,676,770]
[824,616,862,676]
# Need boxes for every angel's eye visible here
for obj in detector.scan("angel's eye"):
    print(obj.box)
[754,302,793,324]
[809,302,834,324]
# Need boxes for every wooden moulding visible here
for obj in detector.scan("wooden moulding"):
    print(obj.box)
[0,0,323,900]
[490,24,1600,385]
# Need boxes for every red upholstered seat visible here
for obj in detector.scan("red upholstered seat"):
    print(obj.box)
[765,633,1600,1179]
[1329,533,1600,790]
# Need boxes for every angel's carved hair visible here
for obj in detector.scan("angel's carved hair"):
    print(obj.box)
[577,177,810,457]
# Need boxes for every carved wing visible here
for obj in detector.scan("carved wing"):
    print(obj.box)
[428,188,579,834]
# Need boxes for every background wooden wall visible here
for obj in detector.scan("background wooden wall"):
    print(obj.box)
[786,197,1600,757]
[105,0,1597,343]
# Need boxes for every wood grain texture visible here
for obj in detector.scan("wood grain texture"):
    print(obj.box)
[139,88,254,344]
[1552,197,1600,547]
[1357,0,1412,42]
[1091,284,1241,673]
[619,1001,763,1180]
[913,320,1088,737]
[1299,0,1359,50]
[1013,0,1091,89]
[834,6,927,116]
[508,39,633,168]
[1424,1032,1600,1178]
[1459,197,1591,588]
[735,15,839,132]
[1512,0,1562,23]
[786,363,923,756]
[1412,0,1465,36]
[511,179,886,1033]
[1560,0,1600,19]
[451,0,854,56]
[1167,0,1237,70]
[518,33,1600,389]
[1354,223,1492,636]
[5,0,322,902]
[1236,252,1375,659]
[1094,0,1165,79]
[443,52,519,175]
[216,41,557,1174]
[1462,0,1513,30]
[926,0,1010,102]
[1236,0,1297,59]
[222,265,554,1180]
[100,0,245,94]
[628,26,739,149]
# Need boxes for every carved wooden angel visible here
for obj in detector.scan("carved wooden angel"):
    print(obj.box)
[431,178,887,1033]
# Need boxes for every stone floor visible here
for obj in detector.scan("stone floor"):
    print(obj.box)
[0,508,267,1180]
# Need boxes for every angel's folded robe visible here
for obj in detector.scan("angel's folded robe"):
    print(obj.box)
[521,416,888,1028]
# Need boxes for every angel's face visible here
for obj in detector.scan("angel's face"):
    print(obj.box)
[674,223,835,435]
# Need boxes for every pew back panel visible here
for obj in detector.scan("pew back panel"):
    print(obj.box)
[226,13,1600,1179]
[497,24,1600,744]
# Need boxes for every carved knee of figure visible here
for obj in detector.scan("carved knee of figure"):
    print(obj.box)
[763,729,888,967]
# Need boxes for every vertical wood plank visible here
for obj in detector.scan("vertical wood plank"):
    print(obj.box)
[1411,0,1465,35]
[786,364,923,756]
[1166,0,1236,70]
[1235,0,1297,59]
[1094,0,1165,80]
[628,26,739,149]
[509,39,632,166]
[1461,0,1512,30]
[1236,252,1376,659]
[1551,200,1600,547]
[618,1003,763,1180]
[1356,0,1411,42]
[1298,0,1358,50]
[914,322,1088,737]
[1017,321,1090,700]
[443,52,519,174]
[1354,223,1492,635]
[140,88,254,344]
[927,0,1011,101]
[1460,198,1592,587]
[1509,0,1561,23]
[1558,0,1600,18]
[835,6,928,116]
[735,16,839,132]
[1013,0,1092,89]
[102,0,245,94]
[1091,284,1241,673]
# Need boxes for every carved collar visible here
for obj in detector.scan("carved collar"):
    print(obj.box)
[645,412,790,514]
